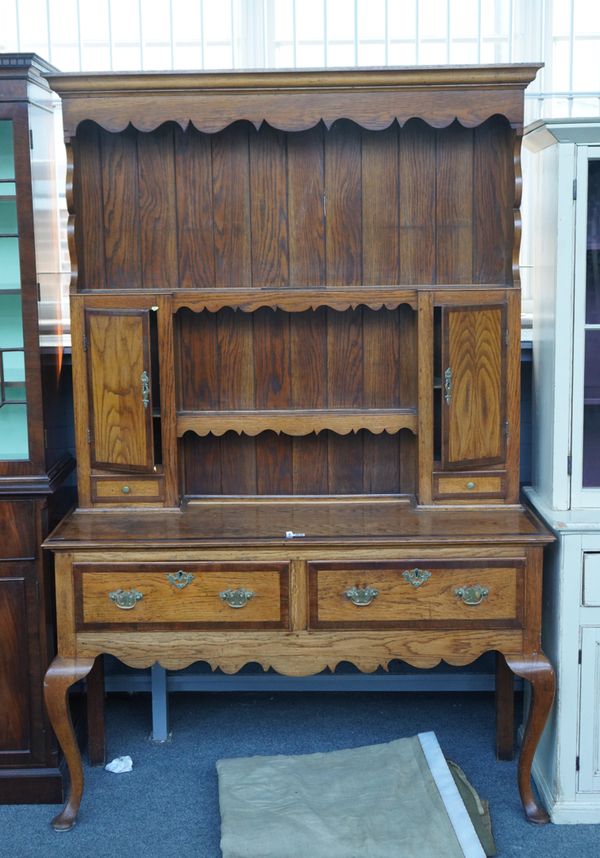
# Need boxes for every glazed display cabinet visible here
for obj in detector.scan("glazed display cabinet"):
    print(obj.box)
[0,54,73,803]
[42,64,554,830]
[524,118,600,823]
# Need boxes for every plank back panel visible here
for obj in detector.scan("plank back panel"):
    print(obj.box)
[436,123,474,284]
[249,125,289,288]
[399,120,436,284]
[182,429,412,496]
[100,127,141,288]
[73,117,514,291]
[138,125,178,289]
[253,308,292,409]
[176,307,416,412]
[287,126,325,287]
[325,120,362,286]
[174,126,216,288]
[212,122,251,287]
[362,125,400,285]
[74,122,106,289]
[473,117,514,284]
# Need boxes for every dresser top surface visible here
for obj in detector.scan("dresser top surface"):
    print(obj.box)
[44,500,552,550]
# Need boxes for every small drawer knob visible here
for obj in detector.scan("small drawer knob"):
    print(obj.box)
[121,485,131,494]
[466,481,476,490]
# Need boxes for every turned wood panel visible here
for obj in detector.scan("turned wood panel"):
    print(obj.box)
[0,501,35,559]
[74,562,289,628]
[442,305,506,470]
[309,559,523,629]
[0,576,30,751]
[181,429,409,496]
[86,309,154,471]
[73,117,515,291]
[177,307,414,412]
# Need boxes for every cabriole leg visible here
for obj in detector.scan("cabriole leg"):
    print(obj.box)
[504,653,556,824]
[44,656,96,831]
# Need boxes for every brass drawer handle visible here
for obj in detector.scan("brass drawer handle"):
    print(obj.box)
[220,588,255,608]
[455,585,489,606]
[167,570,195,589]
[344,585,379,606]
[109,589,143,610]
[402,568,431,588]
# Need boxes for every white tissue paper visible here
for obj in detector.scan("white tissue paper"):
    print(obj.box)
[105,755,133,774]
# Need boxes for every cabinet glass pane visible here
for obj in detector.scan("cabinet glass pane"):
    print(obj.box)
[0,237,21,289]
[0,198,18,234]
[0,122,15,180]
[0,121,28,460]
[583,329,600,487]
[586,160,600,323]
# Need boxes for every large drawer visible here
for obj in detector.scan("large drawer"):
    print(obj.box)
[74,562,289,629]
[308,559,523,629]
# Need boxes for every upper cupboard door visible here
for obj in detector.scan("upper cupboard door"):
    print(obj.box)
[441,304,506,470]
[86,309,154,472]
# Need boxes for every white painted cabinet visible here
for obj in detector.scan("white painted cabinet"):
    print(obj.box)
[524,119,600,823]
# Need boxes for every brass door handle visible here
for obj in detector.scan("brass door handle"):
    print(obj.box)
[109,589,143,610]
[344,585,379,606]
[140,370,150,408]
[444,366,453,404]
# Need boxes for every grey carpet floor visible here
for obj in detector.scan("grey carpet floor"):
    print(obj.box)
[0,690,598,857]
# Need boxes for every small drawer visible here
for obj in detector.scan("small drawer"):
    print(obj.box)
[433,473,505,499]
[91,477,164,503]
[309,559,523,629]
[583,554,600,606]
[0,501,35,560]
[74,561,289,629]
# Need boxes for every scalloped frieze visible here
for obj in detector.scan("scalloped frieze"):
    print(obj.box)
[173,288,418,314]
[57,93,528,139]
[77,630,524,674]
